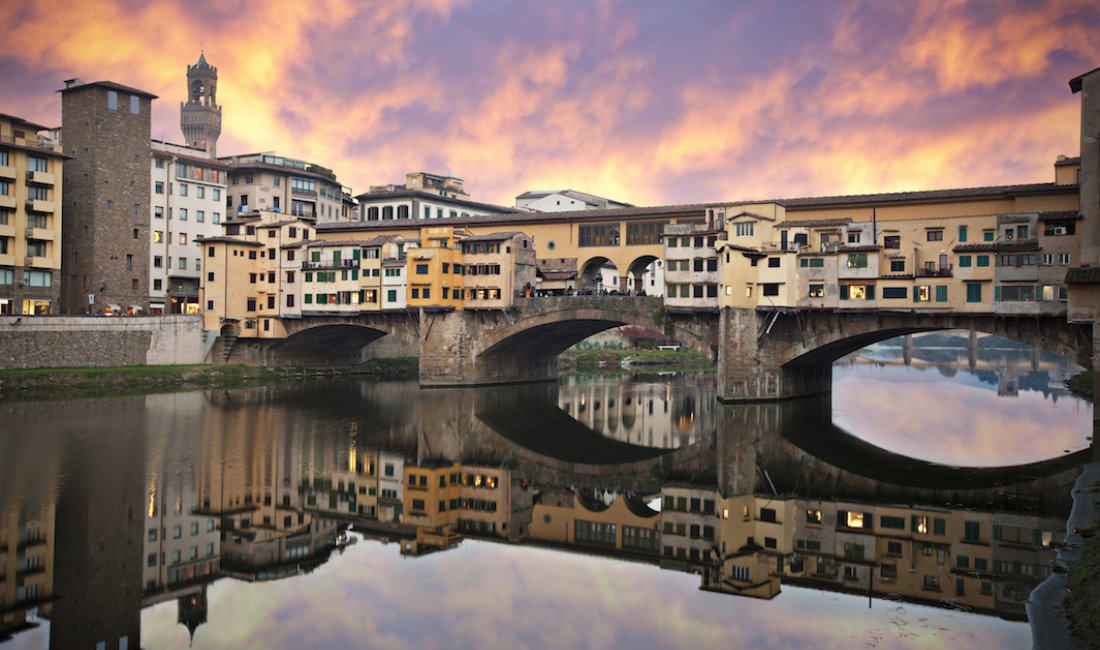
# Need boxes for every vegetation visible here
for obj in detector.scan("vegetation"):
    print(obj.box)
[305,163,338,181]
[1067,371,1094,401]
[1067,524,1100,648]
[0,358,418,402]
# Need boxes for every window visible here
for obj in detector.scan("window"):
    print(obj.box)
[130,95,139,114]
[882,287,907,299]
[927,230,943,241]
[155,181,164,194]
[915,285,931,302]
[767,257,780,268]
[734,222,754,237]
[179,183,188,197]
[179,208,188,221]
[799,257,825,268]
[107,90,118,110]
[762,283,779,297]
[197,210,205,222]
[1059,252,1071,265]
[153,255,163,268]
[935,285,948,302]
[808,284,824,298]
[888,260,905,272]
[846,253,868,268]
[415,264,428,275]
[976,255,990,267]
[179,233,187,245]
[966,282,982,303]
[153,230,163,243]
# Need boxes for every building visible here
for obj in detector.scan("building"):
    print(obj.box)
[149,141,228,314]
[219,152,347,223]
[458,231,536,308]
[200,209,316,339]
[59,79,157,315]
[179,52,221,157]
[515,189,633,212]
[357,172,512,222]
[406,227,466,310]
[663,223,723,308]
[0,113,68,315]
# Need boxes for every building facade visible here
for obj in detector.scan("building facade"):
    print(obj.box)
[219,153,346,223]
[0,114,67,315]
[149,141,228,314]
[60,79,157,315]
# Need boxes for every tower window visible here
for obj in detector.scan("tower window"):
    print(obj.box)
[107,91,118,110]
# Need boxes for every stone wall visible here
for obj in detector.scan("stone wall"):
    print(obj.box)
[0,315,204,368]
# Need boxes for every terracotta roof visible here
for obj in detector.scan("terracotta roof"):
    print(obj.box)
[460,231,527,242]
[201,237,263,246]
[305,235,397,248]
[1070,66,1100,93]
[953,240,1040,253]
[59,80,158,99]
[355,188,511,213]
[771,182,1073,209]
[1038,210,1081,221]
[257,220,309,229]
[0,113,51,132]
[777,218,853,228]
[837,244,881,253]
[1065,267,1100,284]
[1055,157,1081,165]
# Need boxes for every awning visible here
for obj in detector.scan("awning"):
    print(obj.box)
[106,303,121,311]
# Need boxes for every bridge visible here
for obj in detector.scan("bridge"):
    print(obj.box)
[226,295,1093,402]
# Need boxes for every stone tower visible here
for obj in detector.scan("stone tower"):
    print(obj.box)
[180,52,221,157]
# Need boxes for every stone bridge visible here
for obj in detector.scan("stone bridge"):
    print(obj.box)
[228,298,1093,402]
[718,308,1093,402]
[417,296,716,386]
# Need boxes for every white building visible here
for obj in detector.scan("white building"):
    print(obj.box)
[515,189,632,212]
[150,141,228,314]
[357,172,511,222]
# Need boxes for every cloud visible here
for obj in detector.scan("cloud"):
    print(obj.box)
[0,0,1097,207]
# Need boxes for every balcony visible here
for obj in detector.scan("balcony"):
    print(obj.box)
[26,227,53,241]
[0,165,15,180]
[26,199,54,213]
[0,194,15,209]
[0,221,14,237]
[26,170,55,186]
[915,266,953,278]
[27,256,55,269]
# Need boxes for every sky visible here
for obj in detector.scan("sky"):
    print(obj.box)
[1,0,1098,208]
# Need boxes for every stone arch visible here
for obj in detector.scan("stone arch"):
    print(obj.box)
[579,256,619,293]
[774,313,1091,370]
[626,253,662,296]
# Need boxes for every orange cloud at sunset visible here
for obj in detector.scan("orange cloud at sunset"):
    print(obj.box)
[1,0,1097,207]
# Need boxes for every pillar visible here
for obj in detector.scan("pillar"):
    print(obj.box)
[716,308,832,402]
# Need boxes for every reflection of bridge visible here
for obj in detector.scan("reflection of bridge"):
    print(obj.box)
[234,295,1091,401]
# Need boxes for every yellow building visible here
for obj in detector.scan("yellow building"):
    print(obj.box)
[0,113,67,315]
[407,227,465,310]
[530,489,660,556]
[200,209,315,339]
[458,231,537,308]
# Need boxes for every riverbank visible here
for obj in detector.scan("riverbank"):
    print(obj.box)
[1067,371,1094,401]
[558,348,712,373]
[0,358,419,402]
[1064,463,1100,649]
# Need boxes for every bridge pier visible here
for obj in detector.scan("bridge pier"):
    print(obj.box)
[419,309,559,386]
[716,308,832,402]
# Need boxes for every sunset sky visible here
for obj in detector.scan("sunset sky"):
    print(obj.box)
[2,0,1098,207]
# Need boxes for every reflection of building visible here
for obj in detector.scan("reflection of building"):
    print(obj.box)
[0,505,56,642]
[529,489,660,557]
[558,376,716,449]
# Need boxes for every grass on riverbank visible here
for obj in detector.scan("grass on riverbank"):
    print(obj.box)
[0,358,418,402]
[1067,525,1100,649]
[559,348,713,373]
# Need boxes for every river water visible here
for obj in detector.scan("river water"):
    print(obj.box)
[0,337,1093,649]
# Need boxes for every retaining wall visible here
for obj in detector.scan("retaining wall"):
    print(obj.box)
[0,315,205,369]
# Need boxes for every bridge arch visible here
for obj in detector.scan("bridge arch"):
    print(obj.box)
[626,254,661,295]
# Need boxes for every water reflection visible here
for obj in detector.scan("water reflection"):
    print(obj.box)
[833,334,1092,467]
[0,377,1088,649]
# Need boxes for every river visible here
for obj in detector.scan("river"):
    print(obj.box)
[0,336,1092,649]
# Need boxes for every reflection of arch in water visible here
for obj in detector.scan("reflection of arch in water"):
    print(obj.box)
[766,395,1090,491]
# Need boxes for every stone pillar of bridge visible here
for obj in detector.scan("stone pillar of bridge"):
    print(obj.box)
[418,309,558,386]
[716,307,832,402]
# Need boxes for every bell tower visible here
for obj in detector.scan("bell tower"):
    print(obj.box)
[180,51,221,157]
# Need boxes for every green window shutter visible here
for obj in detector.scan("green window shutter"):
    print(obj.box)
[351,270,358,280]
[840,285,849,300]
[936,285,948,302]
[959,255,971,267]
[1034,284,1042,301]
[994,285,1001,301]
[913,288,920,303]
[866,285,875,300]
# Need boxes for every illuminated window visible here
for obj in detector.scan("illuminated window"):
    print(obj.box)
[913,515,929,534]
[808,284,824,298]
[805,509,822,525]
[845,512,865,528]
